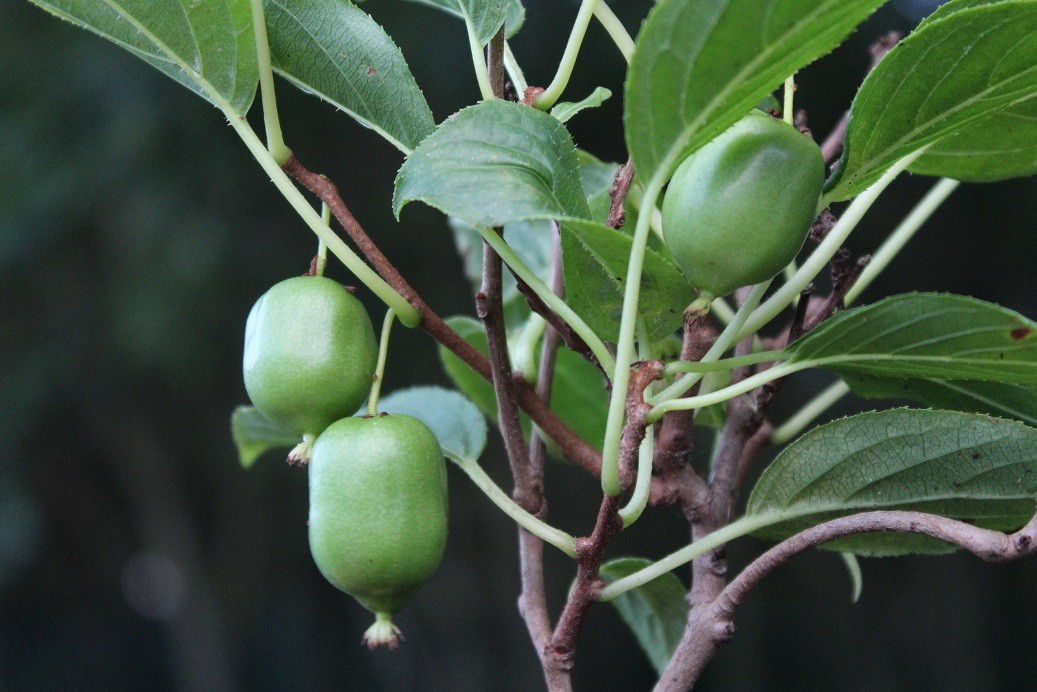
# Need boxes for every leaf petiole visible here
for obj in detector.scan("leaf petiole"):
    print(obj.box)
[447,452,577,558]
[534,0,600,110]
[249,0,291,164]
[368,310,396,415]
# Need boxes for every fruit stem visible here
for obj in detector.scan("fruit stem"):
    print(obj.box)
[592,0,634,63]
[249,0,291,165]
[315,202,330,277]
[225,116,421,326]
[783,74,796,125]
[465,19,496,101]
[513,313,547,383]
[844,177,960,306]
[363,612,402,650]
[367,309,396,415]
[534,0,600,109]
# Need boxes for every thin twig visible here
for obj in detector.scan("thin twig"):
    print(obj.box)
[819,31,902,166]
[548,495,623,671]
[657,507,1037,690]
[519,224,564,684]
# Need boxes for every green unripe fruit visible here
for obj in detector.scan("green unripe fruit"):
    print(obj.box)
[308,414,448,648]
[243,276,377,439]
[662,112,825,299]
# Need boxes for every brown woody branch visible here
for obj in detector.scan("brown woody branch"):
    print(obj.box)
[607,159,636,229]
[656,507,1037,690]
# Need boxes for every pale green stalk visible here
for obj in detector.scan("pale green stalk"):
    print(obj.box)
[649,362,807,422]
[513,312,547,383]
[649,281,771,405]
[367,310,395,415]
[249,0,291,164]
[315,203,330,277]
[599,175,666,496]
[466,20,495,100]
[503,42,528,94]
[783,74,796,125]
[845,177,960,305]
[534,0,600,109]
[710,296,736,325]
[598,514,783,600]
[664,349,785,376]
[478,227,614,372]
[619,320,655,526]
[226,116,421,326]
[770,379,850,445]
[592,0,634,63]
[737,150,926,340]
[448,453,577,557]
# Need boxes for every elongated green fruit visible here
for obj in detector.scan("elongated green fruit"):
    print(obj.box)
[308,414,448,649]
[662,112,825,298]
[243,276,377,440]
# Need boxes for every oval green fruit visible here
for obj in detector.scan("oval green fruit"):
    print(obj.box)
[662,112,825,299]
[243,276,377,439]
[308,413,448,648]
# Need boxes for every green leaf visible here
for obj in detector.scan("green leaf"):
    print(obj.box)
[393,0,524,43]
[625,0,887,185]
[378,385,488,462]
[786,293,1037,384]
[265,0,436,153]
[550,87,612,124]
[394,100,592,227]
[231,405,300,468]
[825,1,1037,200]
[600,557,687,675]
[746,408,1037,555]
[29,0,258,114]
[562,219,694,342]
[437,316,609,452]
[843,374,1037,427]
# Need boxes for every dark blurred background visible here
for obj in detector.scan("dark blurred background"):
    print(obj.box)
[2,1,1036,690]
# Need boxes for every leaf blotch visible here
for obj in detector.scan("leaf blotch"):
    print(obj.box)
[1010,327,1032,341]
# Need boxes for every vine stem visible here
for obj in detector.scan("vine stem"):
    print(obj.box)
[226,116,420,325]
[737,149,926,340]
[592,0,634,63]
[534,0,600,110]
[845,177,960,305]
[465,20,495,100]
[597,514,782,601]
[769,379,850,445]
[783,74,795,125]
[477,226,615,372]
[656,507,1037,689]
[600,174,667,496]
[367,309,395,415]
[248,0,291,164]
[447,454,577,557]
